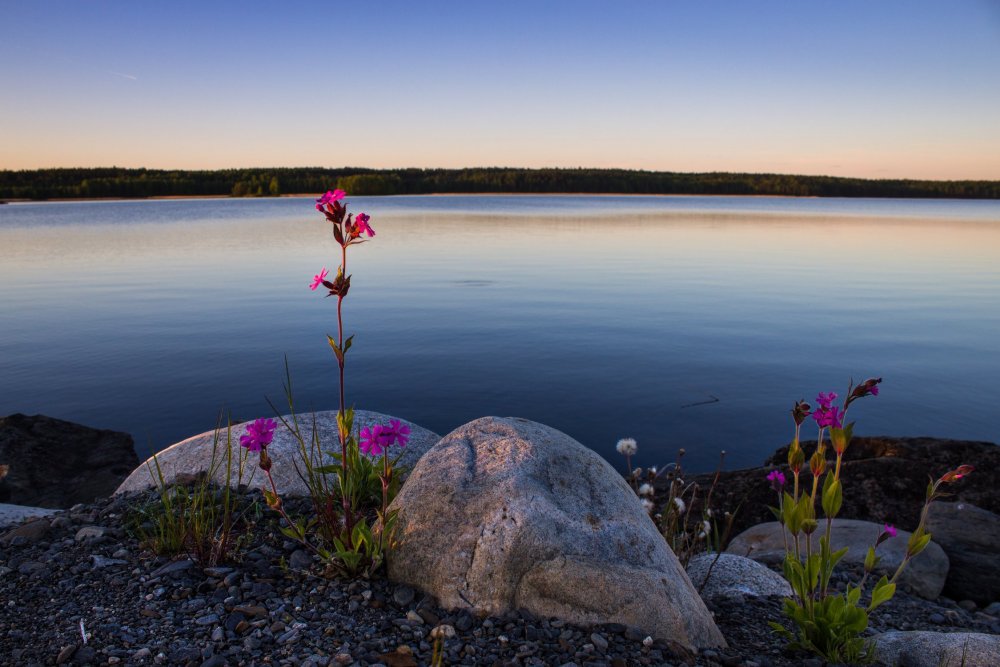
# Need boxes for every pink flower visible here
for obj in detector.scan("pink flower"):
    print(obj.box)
[315,189,346,211]
[309,268,328,291]
[359,425,389,456]
[386,419,411,448]
[812,405,844,429]
[767,469,786,492]
[816,392,838,409]
[884,523,897,538]
[240,418,277,452]
[355,212,375,238]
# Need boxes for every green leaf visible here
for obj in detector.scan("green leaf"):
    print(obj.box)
[768,621,793,640]
[864,546,878,572]
[829,546,849,569]
[847,584,862,607]
[822,476,843,518]
[869,576,896,611]
[327,335,344,364]
[909,532,932,557]
[343,335,354,353]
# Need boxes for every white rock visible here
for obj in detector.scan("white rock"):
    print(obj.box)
[0,503,56,529]
[874,630,1000,667]
[727,519,949,599]
[114,410,440,496]
[686,552,792,600]
[387,416,726,649]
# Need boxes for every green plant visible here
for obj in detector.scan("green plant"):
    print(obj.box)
[237,191,407,577]
[619,442,737,569]
[129,419,256,566]
[768,378,974,663]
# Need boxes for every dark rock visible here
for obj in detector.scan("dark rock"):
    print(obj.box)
[926,501,1000,604]
[689,436,999,535]
[0,517,51,545]
[0,413,137,508]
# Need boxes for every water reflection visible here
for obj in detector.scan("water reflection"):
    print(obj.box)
[1,196,998,471]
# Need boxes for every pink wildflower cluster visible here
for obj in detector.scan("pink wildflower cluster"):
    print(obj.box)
[811,391,845,429]
[240,417,277,452]
[359,419,411,456]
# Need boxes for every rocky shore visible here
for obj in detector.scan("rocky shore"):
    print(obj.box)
[4,492,1000,667]
[2,413,999,666]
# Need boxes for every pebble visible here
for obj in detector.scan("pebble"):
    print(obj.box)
[393,585,415,607]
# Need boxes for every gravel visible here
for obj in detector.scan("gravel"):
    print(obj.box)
[2,491,998,666]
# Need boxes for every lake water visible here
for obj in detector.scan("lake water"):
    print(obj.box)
[1,195,999,473]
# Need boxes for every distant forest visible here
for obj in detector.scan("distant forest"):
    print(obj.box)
[1,167,998,200]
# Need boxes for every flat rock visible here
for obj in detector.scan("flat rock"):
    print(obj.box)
[727,518,949,599]
[387,416,726,649]
[115,410,440,496]
[926,501,1000,604]
[874,630,1000,667]
[0,503,57,529]
[686,552,792,601]
[0,413,137,508]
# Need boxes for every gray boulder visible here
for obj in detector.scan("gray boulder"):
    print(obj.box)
[386,416,726,650]
[727,519,949,599]
[115,410,439,496]
[0,413,138,508]
[926,502,1000,605]
[686,552,791,601]
[874,631,1000,667]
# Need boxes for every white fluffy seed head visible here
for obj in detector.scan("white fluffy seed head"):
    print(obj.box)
[672,497,686,514]
[638,483,653,497]
[616,438,638,456]
[641,498,655,513]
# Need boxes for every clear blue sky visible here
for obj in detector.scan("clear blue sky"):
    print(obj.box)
[2,0,998,179]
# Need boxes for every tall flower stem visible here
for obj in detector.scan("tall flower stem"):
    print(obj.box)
[335,233,354,542]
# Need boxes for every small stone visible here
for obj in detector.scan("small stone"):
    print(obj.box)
[56,644,77,664]
[288,549,312,570]
[108,658,121,665]
[133,647,152,660]
[405,610,424,625]
[196,613,221,626]
[203,566,233,578]
[929,612,946,625]
[74,525,106,541]
[590,633,608,652]
[91,554,127,568]
[334,654,353,665]
[140,607,161,618]
[211,626,225,641]
[959,599,978,612]
[150,559,195,577]
[393,586,415,607]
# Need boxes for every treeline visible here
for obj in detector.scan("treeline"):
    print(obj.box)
[1,166,998,200]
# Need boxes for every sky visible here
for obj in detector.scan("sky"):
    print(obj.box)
[1,1,999,179]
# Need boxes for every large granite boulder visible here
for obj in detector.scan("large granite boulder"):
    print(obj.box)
[726,519,949,599]
[874,631,1000,667]
[386,416,726,650]
[926,501,1000,604]
[686,552,791,601]
[116,410,439,496]
[687,437,998,536]
[0,413,138,508]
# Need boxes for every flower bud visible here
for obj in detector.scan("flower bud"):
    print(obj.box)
[792,400,812,425]
[259,449,273,472]
[940,464,974,483]
[809,450,826,477]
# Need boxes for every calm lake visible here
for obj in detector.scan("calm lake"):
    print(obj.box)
[1,195,999,472]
